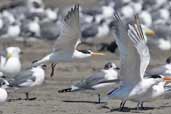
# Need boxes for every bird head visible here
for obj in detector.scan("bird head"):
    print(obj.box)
[0,78,9,89]
[6,47,22,60]
[104,62,120,70]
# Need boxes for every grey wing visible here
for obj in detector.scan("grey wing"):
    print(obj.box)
[127,15,150,80]
[112,13,149,83]
[52,4,81,52]
[74,71,107,89]
[10,70,35,87]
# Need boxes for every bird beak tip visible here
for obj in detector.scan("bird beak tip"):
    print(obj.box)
[145,29,156,37]
[163,77,171,81]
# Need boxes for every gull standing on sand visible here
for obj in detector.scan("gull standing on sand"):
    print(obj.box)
[105,13,170,110]
[0,47,22,78]
[8,63,46,100]
[58,62,120,103]
[32,5,104,77]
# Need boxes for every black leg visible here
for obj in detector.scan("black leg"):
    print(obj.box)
[119,100,127,111]
[25,92,29,100]
[50,63,56,77]
[140,102,144,110]
[97,94,101,104]
[136,102,140,110]
[120,101,123,109]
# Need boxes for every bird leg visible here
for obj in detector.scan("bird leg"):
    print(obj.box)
[136,102,141,110]
[97,94,101,104]
[119,100,127,111]
[140,102,145,110]
[50,63,57,78]
[25,92,36,100]
[25,92,30,100]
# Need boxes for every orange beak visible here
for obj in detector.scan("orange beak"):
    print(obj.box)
[163,77,171,85]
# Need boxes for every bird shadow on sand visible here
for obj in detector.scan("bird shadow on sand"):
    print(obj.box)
[7,97,37,102]
[63,100,106,104]
[107,107,155,113]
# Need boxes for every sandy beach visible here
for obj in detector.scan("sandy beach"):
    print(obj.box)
[0,0,171,114]
[0,40,169,114]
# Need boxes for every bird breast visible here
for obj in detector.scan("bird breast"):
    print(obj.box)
[0,88,7,103]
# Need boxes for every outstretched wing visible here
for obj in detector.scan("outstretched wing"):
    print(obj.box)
[112,13,150,83]
[52,4,81,52]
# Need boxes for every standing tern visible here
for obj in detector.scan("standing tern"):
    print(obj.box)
[105,13,168,111]
[130,75,171,110]
[8,63,46,100]
[32,5,104,77]
[146,56,171,76]
[58,62,120,103]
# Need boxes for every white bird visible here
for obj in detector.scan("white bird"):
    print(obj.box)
[8,63,46,100]
[139,11,152,27]
[81,18,112,44]
[146,56,171,76]
[1,22,21,39]
[32,5,104,76]
[129,75,171,109]
[27,0,45,14]
[105,13,167,111]
[0,78,9,103]
[0,47,22,78]
[58,62,120,103]
[44,8,58,22]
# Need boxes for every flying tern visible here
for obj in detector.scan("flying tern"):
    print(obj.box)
[32,5,104,77]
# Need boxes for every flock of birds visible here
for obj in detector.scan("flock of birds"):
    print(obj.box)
[0,3,171,112]
[0,0,171,48]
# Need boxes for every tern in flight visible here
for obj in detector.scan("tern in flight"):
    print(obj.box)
[32,4,104,77]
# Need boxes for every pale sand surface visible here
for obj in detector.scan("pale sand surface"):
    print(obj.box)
[0,0,170,113]
[0,40,170,114]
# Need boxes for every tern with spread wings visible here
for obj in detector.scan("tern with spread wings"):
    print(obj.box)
[32,5,104,77]
[105,13,171,111]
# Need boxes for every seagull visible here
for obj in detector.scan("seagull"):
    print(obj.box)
[0,47,22,78]
[1,21,21,39]
[105,13,168,111]
[32,5,104,76]
[58,62,120,103]
[8,63,46,100]
[0,78,9,103]
[81,18,112,44]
